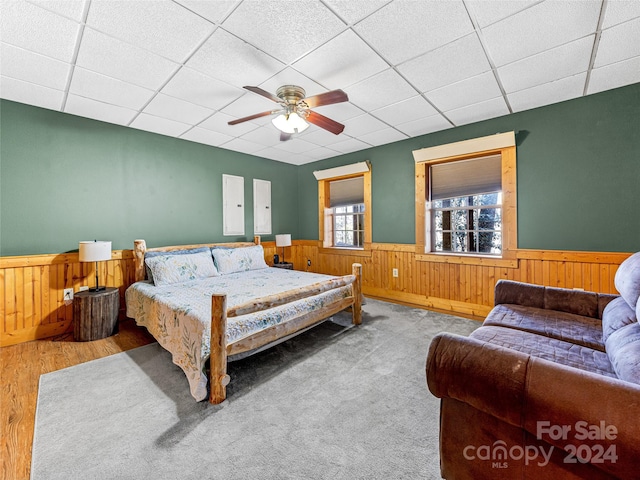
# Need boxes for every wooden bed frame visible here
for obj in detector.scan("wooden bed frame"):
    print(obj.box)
[132,236,362,404]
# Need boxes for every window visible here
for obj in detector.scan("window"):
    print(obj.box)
[429,154,502,255]
[314,162,371,255]
[413,132,517,266]
[333,203,365,248]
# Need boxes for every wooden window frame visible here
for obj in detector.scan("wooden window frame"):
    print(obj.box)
[318,170,372,257]
[414,139,517,268]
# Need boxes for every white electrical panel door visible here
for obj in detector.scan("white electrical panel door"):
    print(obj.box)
[223,174,245,236]
[253,179,272,235]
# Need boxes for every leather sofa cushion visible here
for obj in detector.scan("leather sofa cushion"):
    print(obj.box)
[602,296,637,342]
[470,326,616,378]
[484,304,605,351]
[615,251,640,310]
[606,321,640,385]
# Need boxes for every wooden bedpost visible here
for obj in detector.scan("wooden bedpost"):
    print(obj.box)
[352,263,362,325]
[210,293,230,404]
[133,239,147,282]
[254,235,261,245]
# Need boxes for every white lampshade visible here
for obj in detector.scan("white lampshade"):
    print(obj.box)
[275,234,292,247]
[79,241,112,262]
[272,112,309,134]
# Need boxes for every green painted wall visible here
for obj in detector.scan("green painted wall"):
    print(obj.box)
[297,83,640,253]
[0,100,298,256]
[2,83,638,257]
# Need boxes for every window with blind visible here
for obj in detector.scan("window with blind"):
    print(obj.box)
[430,155,502,255]
[330,177,365,248]
[315,162,371,254]
[413,132,517,264]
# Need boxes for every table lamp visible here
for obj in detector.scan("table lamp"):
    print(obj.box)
[79,240,112,291]
[275,234,291,264]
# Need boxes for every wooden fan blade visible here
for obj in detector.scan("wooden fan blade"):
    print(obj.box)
[306,110,345,135]
[228,110,277,125]
[302,89,348,108]
[280,132,292,142]
[243,86,282,104]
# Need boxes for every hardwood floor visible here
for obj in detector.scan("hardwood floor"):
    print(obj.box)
[0,320,155,480]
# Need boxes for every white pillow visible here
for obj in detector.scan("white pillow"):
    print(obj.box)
[212,245,269,275]
[145,251,218,286]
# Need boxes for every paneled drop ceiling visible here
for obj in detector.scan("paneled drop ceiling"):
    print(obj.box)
[1,0,639,165]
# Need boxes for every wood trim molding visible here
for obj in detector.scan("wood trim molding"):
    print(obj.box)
[412,131,515,163]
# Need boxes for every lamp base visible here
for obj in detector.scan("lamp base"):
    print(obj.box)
[89,286,106,292]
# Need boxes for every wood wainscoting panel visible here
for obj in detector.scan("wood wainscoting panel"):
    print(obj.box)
[0,243,632,346]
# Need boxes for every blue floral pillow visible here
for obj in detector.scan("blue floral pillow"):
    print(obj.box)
[145,251,218,286]
[145,247,210,283]
[212,245,269,274]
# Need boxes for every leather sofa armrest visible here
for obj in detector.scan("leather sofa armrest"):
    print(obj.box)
[427,332,640,478]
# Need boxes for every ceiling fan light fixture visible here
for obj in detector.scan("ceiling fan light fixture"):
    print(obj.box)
[272,112,309,134]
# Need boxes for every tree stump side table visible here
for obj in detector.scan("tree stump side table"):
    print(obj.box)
[73,287,119,341]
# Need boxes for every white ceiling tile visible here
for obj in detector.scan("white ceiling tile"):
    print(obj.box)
[355,0,473,65]
[0,43,71,91]
[395,114,452,137]
[293,29,389,90]
[69,67,154,110]
[239,125,283,148]
[0,1,80,62]
[186,28,284,87]
[329,137,372,154]
[143,93,214,124]
[481,0,601,66]
[588,55,640,95]
[259,68,325,99]
[199,111,258,136]
[86,0,215,63]
[0,75,64,110]
[345,69,417,112]
[220,93,280,119]
[219,137,265,155]
[343,114,388,137]
[222,1,346,64]
[371,95,438,125]
[498,35,594,93]
[398,34,491,93]
[508,73,587,112]
[310,102,364,123]
[30,0,87,21]
[358,127,407,147]
[465,0,541,28]
[602,1,640,29]
[64,94,137,125]
[161,67,243,111]
[298,126,349,146]
[594,17,640,68]
[426,71,502,112]
[445,97,510,126]
[180,126,234,147]
[271,138,319,154]
[174,0,240,24]
[130,113,191,137]
[322,0,391,25]
[76,28,178,90]
[303,146,342,161]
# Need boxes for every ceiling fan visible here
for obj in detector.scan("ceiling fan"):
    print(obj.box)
[228,85,349,141]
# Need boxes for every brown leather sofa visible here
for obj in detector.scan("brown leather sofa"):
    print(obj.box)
[426,252,640,479]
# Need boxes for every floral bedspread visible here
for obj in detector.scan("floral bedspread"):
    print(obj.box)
[125,268,352,401]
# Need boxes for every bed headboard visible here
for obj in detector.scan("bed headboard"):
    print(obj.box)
[133,236,261,282]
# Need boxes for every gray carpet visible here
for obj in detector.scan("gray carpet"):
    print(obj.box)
[31,298,479,480]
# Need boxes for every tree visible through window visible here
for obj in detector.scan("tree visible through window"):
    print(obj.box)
[432,193,502,254]
[333,203,365,248]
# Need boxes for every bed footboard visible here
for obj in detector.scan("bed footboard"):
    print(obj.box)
[208,262,363,404]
